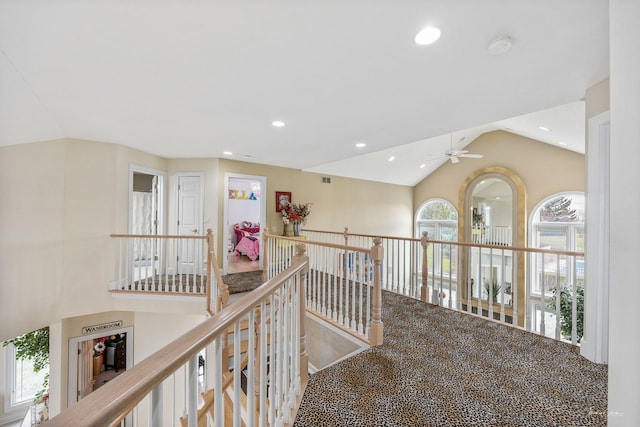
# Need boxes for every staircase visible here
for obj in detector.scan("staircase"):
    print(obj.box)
[180,307,273,427]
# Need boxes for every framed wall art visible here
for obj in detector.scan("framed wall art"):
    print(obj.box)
[275,191,291,212]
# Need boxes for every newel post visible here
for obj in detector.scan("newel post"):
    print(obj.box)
[293,243,309,386]
[262,228,269,283]
[370,238,384,346]
[420,231,429,303]
[206,228,229,312]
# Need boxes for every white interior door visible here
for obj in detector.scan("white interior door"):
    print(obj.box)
[177,174,203,274]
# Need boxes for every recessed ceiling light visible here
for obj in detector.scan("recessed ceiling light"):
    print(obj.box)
[272,120,285,127]
[223,151,233,155]
[538,126,551,131]
[355,142,366,148]
[420,164,426,169]
[388,156,396,162]
[415,27,441,45]
[557,141,568,146]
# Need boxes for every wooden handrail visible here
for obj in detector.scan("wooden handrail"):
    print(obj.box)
[424,237,584,257]
[43,261,308,427]
[303,228,419,243]
[110,233,208,240]
[262,230,371,253]
[302,228,584,257]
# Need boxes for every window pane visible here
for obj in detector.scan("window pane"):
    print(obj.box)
[538,195,584,223]
[419,201,457,221]
[14,357,47,405]
[439,224,457,242]
[538,227,568,251]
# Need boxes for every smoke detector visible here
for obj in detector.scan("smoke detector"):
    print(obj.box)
[487,35,512,55]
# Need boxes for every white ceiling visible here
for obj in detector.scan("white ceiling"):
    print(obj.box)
[0,1,608,186]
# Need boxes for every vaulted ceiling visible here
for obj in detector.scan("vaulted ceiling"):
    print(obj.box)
[0,1,608,186]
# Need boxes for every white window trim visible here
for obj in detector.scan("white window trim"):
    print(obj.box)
[4,342,42,409]
[528,193,585,332]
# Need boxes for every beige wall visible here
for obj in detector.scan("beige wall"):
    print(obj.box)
[0,139,177,342]
[586,78,610,120]
[216,160,413,265]
[414,130,585,220]
[218,159,414,237]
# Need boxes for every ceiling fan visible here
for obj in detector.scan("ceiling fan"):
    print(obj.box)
[443,149,483,164]
[429,134,484,164]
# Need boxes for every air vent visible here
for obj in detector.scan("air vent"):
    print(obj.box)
[322,177,332,184]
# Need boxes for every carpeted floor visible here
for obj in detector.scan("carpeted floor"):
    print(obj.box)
[222,270,264,294]
[294,290,608,427]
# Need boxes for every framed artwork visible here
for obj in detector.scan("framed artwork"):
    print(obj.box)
[276,191,291,212]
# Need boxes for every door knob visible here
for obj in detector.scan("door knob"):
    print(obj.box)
[192,228,198,233]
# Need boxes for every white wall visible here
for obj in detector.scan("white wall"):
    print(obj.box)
[228,178,261,227]
[609,1,640,424]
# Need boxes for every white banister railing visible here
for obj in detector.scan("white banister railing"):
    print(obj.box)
[43,254,309,427]
[470,224,512,246]
[263,231,384,346]
[110,229,228,314]
[303,228,584,346]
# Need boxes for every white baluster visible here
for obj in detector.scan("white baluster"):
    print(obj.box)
[259,300,267,427]
[151,382,163,426]
[213,336,223,427]
[233,320,241,427]
[268,294,276,425]
[247,309,255,427]
[282,280,291,424]
[186,355,198,427]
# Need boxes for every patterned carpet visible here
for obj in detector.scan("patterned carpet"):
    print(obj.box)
[294,290,608,427]
[222,270,264,294]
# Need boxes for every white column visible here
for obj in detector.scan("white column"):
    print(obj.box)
[609,1,640,424]
[582,111,610,363]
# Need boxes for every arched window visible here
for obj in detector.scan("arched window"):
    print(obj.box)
[415,199,457,241]
[416,199,458,283]
[529,192,585,340]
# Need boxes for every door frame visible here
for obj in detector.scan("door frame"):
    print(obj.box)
[223,173,267,274]
[128,165,167,235]
[67,327,134,407]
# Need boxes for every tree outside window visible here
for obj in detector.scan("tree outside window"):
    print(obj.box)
[3,327,50,406]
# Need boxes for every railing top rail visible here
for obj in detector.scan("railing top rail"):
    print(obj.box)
[43,261,308,427]
[303,228,416,242]
[263,231,372,253]
[303,228,584,257]
[424,237,584,257]
[110,233,208,240]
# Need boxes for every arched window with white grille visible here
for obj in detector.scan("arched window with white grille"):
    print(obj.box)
[529,192,585,341]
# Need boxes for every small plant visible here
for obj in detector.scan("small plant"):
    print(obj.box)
[548,285,584,342]
[483,278,502,303]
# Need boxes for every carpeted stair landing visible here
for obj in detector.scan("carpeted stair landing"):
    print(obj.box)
[221,270,264,295]
[294,291,607,427]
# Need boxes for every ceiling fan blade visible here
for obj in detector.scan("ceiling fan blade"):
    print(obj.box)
[459,153,483,158]
[450,156,459,164]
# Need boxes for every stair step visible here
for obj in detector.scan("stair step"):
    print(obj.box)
[227,333,270,357]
